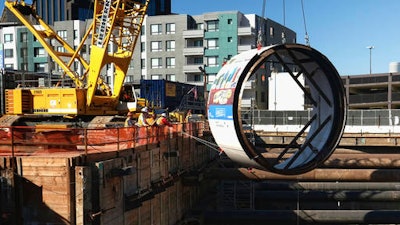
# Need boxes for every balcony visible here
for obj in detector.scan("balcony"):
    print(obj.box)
[183,64,203,73]
[238,27,255,36]
[238,44,254,53]
[183,29,204,39]
[183,47,204,56]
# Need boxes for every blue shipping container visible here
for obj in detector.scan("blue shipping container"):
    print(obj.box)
[140,79,204,112]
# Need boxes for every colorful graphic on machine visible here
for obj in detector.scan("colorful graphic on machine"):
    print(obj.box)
[209,88,234,105]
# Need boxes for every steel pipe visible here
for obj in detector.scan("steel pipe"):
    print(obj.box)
[253,181,400,191]
[206,168,400,181]
[254,190,400,201]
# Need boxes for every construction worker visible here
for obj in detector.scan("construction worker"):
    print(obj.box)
[136,107,154,127]
[185,109,192,123]
[124,111,135,127]
[156,113,172,127]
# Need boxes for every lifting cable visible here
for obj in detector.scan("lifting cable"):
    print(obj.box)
[181,130,222,154]
[301,0,310,46]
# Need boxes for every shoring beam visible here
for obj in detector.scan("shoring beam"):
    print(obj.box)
[203,210,400,225]
[253,181,400,191]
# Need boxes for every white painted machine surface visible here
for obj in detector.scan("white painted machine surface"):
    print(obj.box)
[208,44,347,175]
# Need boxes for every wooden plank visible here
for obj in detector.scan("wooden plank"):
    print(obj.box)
[140,201,151,225]
[75,166,91,225]
[42,191,69,204]
[151,194,161,225]
[160,188,169,225]
[22,176,69,186]
[168,185,177,225]
[124,208,139,225]
[19,157,69,167]
[21,167,68,177]
[151,148,161,182]
[95,158,125,225]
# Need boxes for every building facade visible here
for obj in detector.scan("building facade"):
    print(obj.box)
[34,0,171,25]
[129,11,296,88]
[1,10,295,107]
[341,73,400,109]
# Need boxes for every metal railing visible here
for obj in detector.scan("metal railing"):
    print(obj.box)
[241,109,400,133]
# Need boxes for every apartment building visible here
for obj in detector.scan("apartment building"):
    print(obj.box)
[129,11,296,88]
[1,11,295,102]
[35,0,171,25]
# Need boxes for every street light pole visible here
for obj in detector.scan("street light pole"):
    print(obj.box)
[367,46,374,75]
[198,65,208,117]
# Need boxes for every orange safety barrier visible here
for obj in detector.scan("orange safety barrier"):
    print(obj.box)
[0,121,207,156]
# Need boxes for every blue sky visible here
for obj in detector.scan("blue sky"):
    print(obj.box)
[2,0,400,75]
[172,0,400,76]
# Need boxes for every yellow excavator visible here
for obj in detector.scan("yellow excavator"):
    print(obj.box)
[2,0,149,126]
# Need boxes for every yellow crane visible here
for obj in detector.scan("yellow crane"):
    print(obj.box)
[3,0,149,121]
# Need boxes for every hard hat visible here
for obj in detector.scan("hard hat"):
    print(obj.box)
[141,107,148,112]
[161,113,167,117]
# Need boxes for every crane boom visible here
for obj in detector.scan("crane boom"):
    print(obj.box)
[87,0,149,107]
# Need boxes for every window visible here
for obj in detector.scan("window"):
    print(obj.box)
[207,56,218,67]
[57,30,67,40]
[74,61,79,71]
[20,63,28,70]
[151,74,162,80]
[4,49,13,58]
[150,24,162,35]
[166,40,175,51]
[141,25,146,35]
[74,29,78,40]
[4,34,13,43]
[20,32,27,42]
[269,27,274,37]
[207,39,218,49]
[151,58,162,68]
[81,45,87,54]
[196,23,204,30]
[20,48,27,58]
[34,63,46,72]
[141,42,145,52]
[207,20,219,32]
[166,23,175,34]
[57,46,65,53]
[34,47,46,57]
[141,59,146,69]
[208,74,216,83]
[227,19,233,24]
[166,57,175,68]
[57,64,63,72]
[194,40,203,47]
[194,57,203,65]
[194,74,202,82]
[129,59,134,69]
[151,41,162,52]
[227,37,233,42]
[5,64,14,69]
[166,74,176,81]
